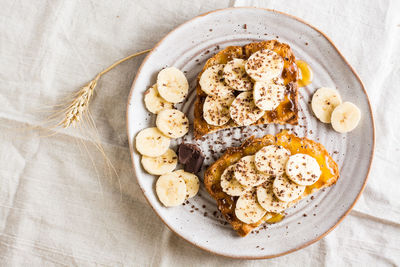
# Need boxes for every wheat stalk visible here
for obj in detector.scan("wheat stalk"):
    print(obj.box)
[59,49,151,128]
[60,76,97,128]
[41,48,152,200]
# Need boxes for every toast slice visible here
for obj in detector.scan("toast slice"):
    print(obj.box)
[194,40,299,139]
[204,130,340,236]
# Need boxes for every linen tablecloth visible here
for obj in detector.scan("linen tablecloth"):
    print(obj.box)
[1,0,399,265]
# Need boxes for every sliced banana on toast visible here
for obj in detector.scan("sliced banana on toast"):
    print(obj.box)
[311,87,342,123]
[245,49,284,82]
[135,127,170,157]
[331,102,361,133]
[234,155,271,187]
[156,109,189,138]
[199,64,233,97]
[223,59,253,91]
[256,180,288,213]
[144,84,174,114]
[220,164,249,196]
[229,91,265,126]
[254,145,291,176]
[286,154,322,186]
[235,189,267,224]
[156,172,187,207]
[141,149,178,175]
[157,67,189,103]
[253,78,286,111]
[203,93,235,126]
[174,169,200,199]
[273,174,306,202]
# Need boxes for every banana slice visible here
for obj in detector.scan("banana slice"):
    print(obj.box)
[311,87,342,123]
[253,78,286,111]
[234,155,271,187]
[223,59,253,91]
[199,64,233,97]
[173,170,200,199]
[157,67,189,103]
[203,93,235,126]
[256,180,288,213]
[286,154,322,186]
[141,149,178,175]
[229,91,265,126]
[273,174,306,202]
[220,164,249,196]
[235,189,267,224]
[254,145,291,176]
[245,49,284,82]
[135,127,170,157]
[144,84,174,114]
[156,172,187,207]
[156,109,189,138]
[331,102,361,133]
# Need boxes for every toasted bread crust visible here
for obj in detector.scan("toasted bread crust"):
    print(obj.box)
[204,130,340,236]
[194,40,299,139]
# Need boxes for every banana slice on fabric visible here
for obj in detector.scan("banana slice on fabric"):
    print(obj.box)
[220,164,250,196]
[141,149,178,175]
[234,155,271,187]
[223,58,253,91]
[199,64,233,97]
[245,49,284,82]
[253,78,286,111]
[311,87,342,123]
[203,93,235,126]
[272,174,306,202]
[157,67,189,103]
[135,127,170,157]
[156,172,187,207]
[229,91,265,126]
[254,145,291,176]
[331,102,361,133]
[144,84,174,114]
[285,154,322,186]
[156,109,189,138]
[235,189,267,224]
[173,170,200,199]
[256,180,288,213]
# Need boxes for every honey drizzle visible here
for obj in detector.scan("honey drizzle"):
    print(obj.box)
[266,213,285,223]
[274,131,336,194]
[296,60,313,87]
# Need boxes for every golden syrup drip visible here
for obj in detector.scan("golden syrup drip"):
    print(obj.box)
[296,60,313,87]
[275,131,337,193]
[266,213,285,223]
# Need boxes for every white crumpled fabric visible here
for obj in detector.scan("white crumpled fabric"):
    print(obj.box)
[0,0,399,265]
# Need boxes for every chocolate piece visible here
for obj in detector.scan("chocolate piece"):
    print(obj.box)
[178,143,204,174]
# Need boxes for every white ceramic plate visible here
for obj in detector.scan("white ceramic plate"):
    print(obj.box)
[127,7,374,259]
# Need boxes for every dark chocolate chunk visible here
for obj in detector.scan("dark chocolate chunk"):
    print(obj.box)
[178,143,193,164]
[178,143,204,174]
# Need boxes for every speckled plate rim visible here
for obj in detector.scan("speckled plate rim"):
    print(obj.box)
[126,7,375,260]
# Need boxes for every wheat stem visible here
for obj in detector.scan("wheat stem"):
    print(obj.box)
[61,48,151,128]
[44,48,151,198]
[98,49,152,77]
